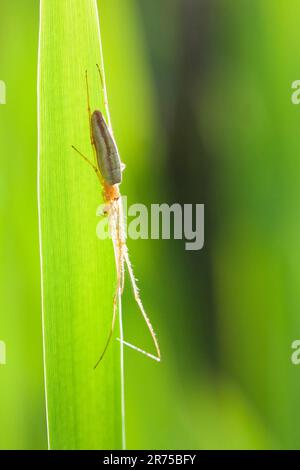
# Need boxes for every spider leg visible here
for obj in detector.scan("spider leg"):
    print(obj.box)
[121,248,161,362]
[94,219,122,368]
[85,70,97,166]
[71,145,102,185]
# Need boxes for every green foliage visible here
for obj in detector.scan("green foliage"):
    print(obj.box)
[38,0,123,449]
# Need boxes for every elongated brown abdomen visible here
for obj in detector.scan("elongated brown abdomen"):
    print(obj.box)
[91,110,122,185]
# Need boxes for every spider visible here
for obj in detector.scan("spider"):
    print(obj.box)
[72,65,161,368]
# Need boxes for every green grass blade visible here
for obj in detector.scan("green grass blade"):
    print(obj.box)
[38,0,124,449]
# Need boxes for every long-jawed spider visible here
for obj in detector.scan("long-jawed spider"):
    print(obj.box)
[72,65,161,368]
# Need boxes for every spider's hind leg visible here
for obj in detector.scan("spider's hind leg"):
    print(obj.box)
[122,249,161,362]
[94,207,123,368]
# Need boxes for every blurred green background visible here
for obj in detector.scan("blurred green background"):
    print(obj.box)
[1,0,300,449]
